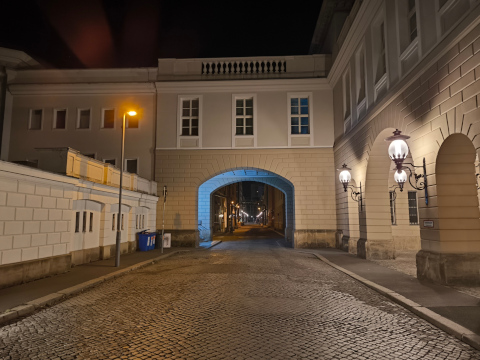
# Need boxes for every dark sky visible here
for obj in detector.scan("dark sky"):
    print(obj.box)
[0,0,322,69]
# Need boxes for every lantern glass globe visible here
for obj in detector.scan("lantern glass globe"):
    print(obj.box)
[388,139,409,161]
[394,170,407,184]
[339,169,351,184]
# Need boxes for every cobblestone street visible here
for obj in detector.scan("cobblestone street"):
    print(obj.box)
[1,239,479,359]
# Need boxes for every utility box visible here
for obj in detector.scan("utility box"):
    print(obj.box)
[138,232,156,251]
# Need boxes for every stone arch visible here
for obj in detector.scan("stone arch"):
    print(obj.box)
[417,133,480,285]
[198,168,295,243]
[359,127,398,260]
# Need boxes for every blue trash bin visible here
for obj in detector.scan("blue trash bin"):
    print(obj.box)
[138,232,151,251]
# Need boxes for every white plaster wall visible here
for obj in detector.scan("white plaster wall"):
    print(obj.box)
[0,161,158,265]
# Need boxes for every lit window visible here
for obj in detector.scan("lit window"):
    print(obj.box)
[181,99,199,136]
[126,159,138,174]
[235,98,254,135]
[103,109,115,128]
[29,109,42,130]
[78,109,91,129]
[54,109,66,129]
[290,97,309,134]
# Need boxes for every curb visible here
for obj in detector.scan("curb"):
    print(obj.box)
[0,250,184,327]
[309,252,480,352]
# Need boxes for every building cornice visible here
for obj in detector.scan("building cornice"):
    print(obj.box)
[327,0,383,87]
[154,78,331,93]
[8,82,156,95]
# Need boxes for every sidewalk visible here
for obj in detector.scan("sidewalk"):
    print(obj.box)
[307,248,480,351]
[0,243,218,325]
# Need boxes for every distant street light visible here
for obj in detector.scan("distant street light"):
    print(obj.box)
[115,110,137,267]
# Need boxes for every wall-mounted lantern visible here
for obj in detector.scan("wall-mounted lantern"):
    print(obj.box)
[385,129,428,205]
[337,164,363,210]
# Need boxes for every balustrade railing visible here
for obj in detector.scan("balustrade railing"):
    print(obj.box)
[202,59,286,75]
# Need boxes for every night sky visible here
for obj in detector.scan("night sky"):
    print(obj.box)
[0,0,323,69]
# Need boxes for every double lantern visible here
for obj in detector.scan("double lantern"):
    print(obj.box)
[338,129,428,205]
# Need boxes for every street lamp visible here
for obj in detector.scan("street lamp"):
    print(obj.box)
[115,110,137,267]
[337,164,363,210]
[385,129,428,204]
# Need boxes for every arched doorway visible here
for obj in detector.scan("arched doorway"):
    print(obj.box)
[417,133,480,285]
[198,169,294,244]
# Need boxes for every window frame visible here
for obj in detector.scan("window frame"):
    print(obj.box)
[177,95,202,148]
[29,109,43,130]
[101,108,116,129]
[231,94,257,148]
[103,158,116,167]
[287,92,313,147]
[53,108,67,130]
[125,158,139,174]
[77,108,92,130]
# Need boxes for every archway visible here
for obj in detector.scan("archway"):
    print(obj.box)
[417,133,480,285]
[198,169,294,244]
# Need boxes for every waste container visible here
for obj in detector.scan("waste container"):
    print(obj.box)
[138,231,156,251]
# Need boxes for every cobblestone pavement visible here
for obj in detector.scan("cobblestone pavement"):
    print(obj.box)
[1,240,479,359]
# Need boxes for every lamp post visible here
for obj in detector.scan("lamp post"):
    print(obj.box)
[115,110,137,268]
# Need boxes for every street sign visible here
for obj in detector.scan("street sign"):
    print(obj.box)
[423,220,434,228]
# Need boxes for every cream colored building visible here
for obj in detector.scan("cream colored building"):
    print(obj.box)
[2,0,480,285]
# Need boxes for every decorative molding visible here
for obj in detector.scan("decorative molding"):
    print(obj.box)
[8,82,156,95]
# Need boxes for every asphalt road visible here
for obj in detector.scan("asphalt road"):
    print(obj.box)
[1,237,479,359]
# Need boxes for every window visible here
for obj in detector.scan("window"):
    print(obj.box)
[126,159,138,174]
[375,22,387,83]
[102,109,115,129]
[75,212,80,233]
[408,0,417,43]
[83,211,87,232]
[408,191,419,225]
[112,214,116,231]
[136,215,138,229]
[389,191,396,225]
[181,99,199,136]
[104,159,116,166]
[343,71,351,120]
[142,215,145,229]
[77,109,91,129]
[290,97,309,134]
[54,109,66,129]
[235,98,254,135]
[83,153,95,159]
[127,113,139,128]
[29,109,42,130]
[89,212,93,232]
[121,214,124,230]
[356,46,366,104]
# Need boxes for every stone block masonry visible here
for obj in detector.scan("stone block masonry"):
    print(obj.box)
[0,160,158,289]
[155,148,337,248]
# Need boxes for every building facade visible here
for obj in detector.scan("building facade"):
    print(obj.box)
[1,0,480,284]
